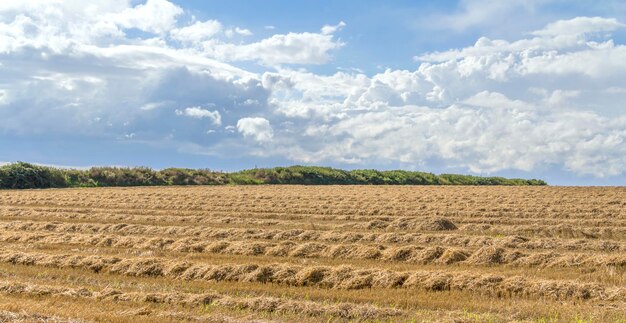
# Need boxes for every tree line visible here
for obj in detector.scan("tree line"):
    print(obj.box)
[0,162,547,189]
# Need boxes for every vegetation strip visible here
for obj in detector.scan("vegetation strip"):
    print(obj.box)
[0,162,546,189]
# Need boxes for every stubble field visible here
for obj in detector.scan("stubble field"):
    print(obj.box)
[0,185,623,322]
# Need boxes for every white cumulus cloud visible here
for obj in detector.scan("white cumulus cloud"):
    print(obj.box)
[237,117,274,142]
[257,17,626,177]
[107,0,183,34]
[203,31,344,65]
[170,20,222,43]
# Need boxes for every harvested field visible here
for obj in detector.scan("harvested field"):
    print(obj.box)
[0,186,624,322]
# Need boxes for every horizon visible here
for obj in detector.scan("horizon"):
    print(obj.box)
[1,1,625,186]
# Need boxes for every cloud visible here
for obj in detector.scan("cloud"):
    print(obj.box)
[257,17,626,177]
[0,1,344,68]
[0,0,269,138]
[176,107,221,125]
[463,91,530,110]
[321,21,346,35]
[427,0,545,33]
[225,27,252,37]
[414,20,626,81]
[107,0,183,34]
[203,31,344,65]
[140,102,167,111]
[531,16,625,36]
[237,117,273,142]
[236,27,252,36]
[302,105,625,177]
[0,89,8,105]
[170,20,222,43]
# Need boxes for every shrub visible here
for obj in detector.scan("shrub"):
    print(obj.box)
[87,167,166,187]
[0,162,67,189]
[159,168,227,185]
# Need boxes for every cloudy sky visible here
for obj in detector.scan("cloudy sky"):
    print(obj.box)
[1,0,625,185]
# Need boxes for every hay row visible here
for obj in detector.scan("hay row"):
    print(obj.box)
[1,203,622,222]
[0,310,85,323]
[0,281,403,320]
[2,220,622,252]
[456,217,626,227]
[1,209,468,233]
[2,250,624,301]
[3,207,623,240]
[1,231,624,268]
[460,223,625,240]
[0,212,291,229]
[2,186,623,221]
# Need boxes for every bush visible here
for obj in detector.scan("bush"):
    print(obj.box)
[160,168,227,185]
[438,174,547,186]
[64,169,98,187]
[227,173,264,185]
[0,162,67,189]
[87,167,167,187]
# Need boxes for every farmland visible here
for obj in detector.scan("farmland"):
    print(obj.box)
[0,186,623,322]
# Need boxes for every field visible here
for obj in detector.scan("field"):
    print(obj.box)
[0,186,623,322]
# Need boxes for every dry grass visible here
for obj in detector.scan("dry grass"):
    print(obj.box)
[0,185,624,322]
[0,230,623,269]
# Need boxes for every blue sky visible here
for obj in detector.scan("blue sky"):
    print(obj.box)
[0,0,625,185]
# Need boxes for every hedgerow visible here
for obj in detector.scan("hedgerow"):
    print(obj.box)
[0,162,547,189]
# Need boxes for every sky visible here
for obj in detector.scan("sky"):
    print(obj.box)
[0,0,625,185]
